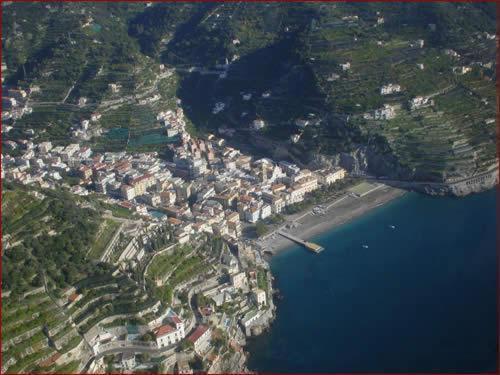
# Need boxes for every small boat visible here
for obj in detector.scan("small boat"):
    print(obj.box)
[362,244,369,249]
[389,225,396,229]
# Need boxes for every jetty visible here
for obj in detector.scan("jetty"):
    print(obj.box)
[277,231,324,253]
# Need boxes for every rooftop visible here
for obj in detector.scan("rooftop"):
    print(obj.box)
[155,324,175,338]
[187,325,209,343]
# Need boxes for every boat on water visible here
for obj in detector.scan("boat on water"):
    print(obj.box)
[362,244,369,249]
[389,225,396,229]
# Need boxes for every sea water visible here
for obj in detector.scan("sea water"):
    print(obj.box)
[247,190,497,372]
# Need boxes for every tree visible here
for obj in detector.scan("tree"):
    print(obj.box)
[142,332,154,342]
[255,222,268,238]
[195,293,210,309]
[178,339,194,352]
[189,355,204,371]
[178,290,189,304]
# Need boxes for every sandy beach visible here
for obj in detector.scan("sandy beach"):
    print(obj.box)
[258,184,407,254]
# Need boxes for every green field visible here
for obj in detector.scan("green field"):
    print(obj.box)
[88,219,121,260]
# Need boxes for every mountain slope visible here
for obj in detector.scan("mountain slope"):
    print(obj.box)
[2,2,497,183]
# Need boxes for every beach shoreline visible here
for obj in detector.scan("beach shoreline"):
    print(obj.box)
[258,184,407,254]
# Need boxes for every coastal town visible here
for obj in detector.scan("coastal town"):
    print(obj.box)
[2,2,497,373]
[2,93,358,373]
[2,24,494,375]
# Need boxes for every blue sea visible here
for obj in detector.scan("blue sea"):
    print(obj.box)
[247,190,497,372]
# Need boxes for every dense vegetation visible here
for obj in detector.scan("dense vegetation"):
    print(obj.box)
[2,183,106,295]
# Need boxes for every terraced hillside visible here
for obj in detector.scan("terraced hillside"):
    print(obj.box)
[158,3,497,185]
[1,186,94,372]
[1,184,153,372]
[2,2,497,187]
[2,288,83,373]
[1,183,228,372]
[69,274,159,335]
[2,2,190,151]
[300,3,497,182]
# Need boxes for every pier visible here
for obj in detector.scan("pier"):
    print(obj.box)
[277,231,324,253]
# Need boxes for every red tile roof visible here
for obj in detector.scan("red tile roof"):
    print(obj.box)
[39,352,61,368]
[119,201,133,209]
[155,324,175,338]
[130,173,153,185]
[187,325,209,344]
[68,293,80,302]
[93,162,107,171]
[239,195,252,203]
[170,316,182,324]
[167,217,182,226]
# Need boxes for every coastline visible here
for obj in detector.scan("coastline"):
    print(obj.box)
[245,189,497,373]
[258,184,407,254]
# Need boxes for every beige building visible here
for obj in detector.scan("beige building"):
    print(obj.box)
[316,167,346,185]
[253,288,267,306]
[121,184,136,200]
[130,174,155,196]
[231,272,248,290]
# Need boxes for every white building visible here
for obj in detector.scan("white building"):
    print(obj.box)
[339,62,351,71]
[412,39,425,48]
[91,113,102,122]
[155,325,181,348]
[241,309,262,329]
[154,314,185,348]
[373,104,397,120]
[260,204,272,220]
[288,188,305,205]
[444,49,460,58]
[38,142,53,154]
[244,206,260,223]
[231,272,248,290]
[253,288,267,306]
[409,96,433,110]
[252,119,266,131]
[121,184,136,200]
[380,83,401,95]
[121,353,136,370]
[109,83,121,93]
[187,325,211,355]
